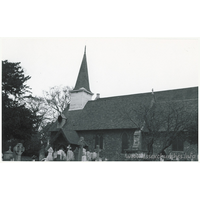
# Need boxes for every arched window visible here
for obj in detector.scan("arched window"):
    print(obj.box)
[122,133,129,153]
[95,135,99,148]
[172,137,184,151]
[95,135,104,149]
[100,135,103,149]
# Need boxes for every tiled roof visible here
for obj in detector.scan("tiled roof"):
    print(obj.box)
[51,128,80,145]
[48,87,198,141]
[71,87,198,131]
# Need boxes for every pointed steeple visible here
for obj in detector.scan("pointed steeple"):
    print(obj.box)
[69,47,93,111]
[74,46,92,93]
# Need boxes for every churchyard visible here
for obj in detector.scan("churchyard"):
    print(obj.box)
[3,137,197,161]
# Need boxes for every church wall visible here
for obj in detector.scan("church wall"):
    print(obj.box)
[77,129,198,161]
[77,129,135,161]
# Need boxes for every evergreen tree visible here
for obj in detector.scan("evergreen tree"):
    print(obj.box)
[2,60,39,153]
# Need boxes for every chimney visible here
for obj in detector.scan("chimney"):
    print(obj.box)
[95,93,100,100]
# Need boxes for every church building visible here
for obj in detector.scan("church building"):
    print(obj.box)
[47,47,198,161]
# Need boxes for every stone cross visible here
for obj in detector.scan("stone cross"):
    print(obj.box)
[78,137,85,161]
[13,143,25,161]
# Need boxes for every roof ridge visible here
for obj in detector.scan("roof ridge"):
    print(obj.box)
[90,86,198,101]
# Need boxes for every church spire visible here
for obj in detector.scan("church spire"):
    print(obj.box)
[74,46,92,93]
[84,45,86,54]
[69,47,93,111]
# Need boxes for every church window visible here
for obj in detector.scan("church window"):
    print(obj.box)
[100,135,103,149]
[95,135,103,149]
[122,133,129,153]
[172,137,184,151]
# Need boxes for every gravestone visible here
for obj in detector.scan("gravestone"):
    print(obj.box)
[82,148,87,161]
[95,145,101,161]
[46,147,54,161]
[160,155,165,161]
[13,143,25,161]
[78,137,85,161]
[3,146,13,161]
[86,151,91,161]
[91,151,97,161]
[66,145,74,161]
[57,147,67,161]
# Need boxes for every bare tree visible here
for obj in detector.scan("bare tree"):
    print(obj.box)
[43,86,71,121]
[24,86,71,134]
[124,96,198,157]
[154,100,197,156]
[23,86,72,156]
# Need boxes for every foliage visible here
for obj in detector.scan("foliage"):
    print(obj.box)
[25,96,52,131]
[2,60,31,98]
[2,61,72,155]
[23,86,72,149]
[2,60,40,153]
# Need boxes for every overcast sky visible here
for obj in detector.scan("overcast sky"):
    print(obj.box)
[1,1,200,197]
[1,38,199,98]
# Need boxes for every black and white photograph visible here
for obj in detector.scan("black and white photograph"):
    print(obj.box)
[1,38,198,162]
[0,1,200,200]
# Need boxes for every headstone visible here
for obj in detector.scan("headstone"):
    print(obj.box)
[95,145,101,161]
[13,143,25,161]
[86,151,91,161]
[78,137,85,161]
[46,147,54,161]
[91,152,97,161]
[160,155,165,161]
[169,153,173,160]
[3,146,13,161]
[82,148,87,161]
[63,151,67,161]
[57,148,66,161]
[67,145,74,161]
